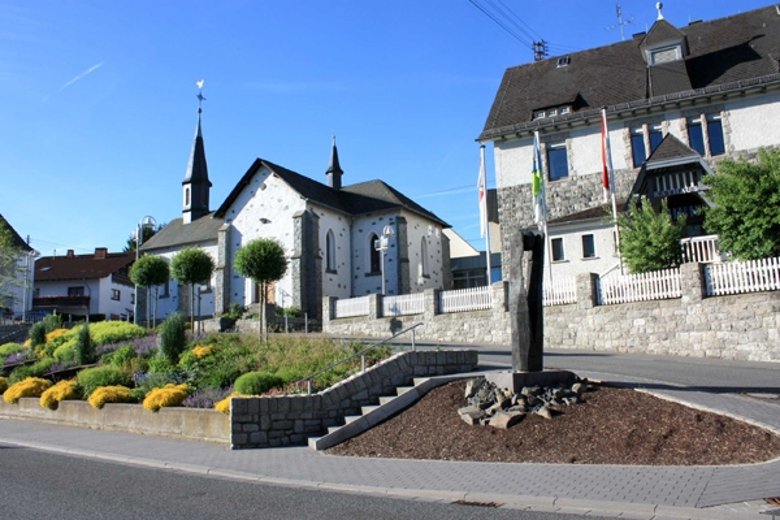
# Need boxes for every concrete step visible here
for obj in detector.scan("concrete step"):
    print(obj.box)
[360,404,379,415]
[395,386,414,396]
[378,395,396,406]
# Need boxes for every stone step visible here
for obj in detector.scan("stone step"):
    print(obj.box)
[360,404,379,415]
[395,386,414,396]
[378,395,396,406]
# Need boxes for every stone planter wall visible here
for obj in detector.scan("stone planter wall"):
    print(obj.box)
[230,349,479,449]
[323,264,780,362]
[0,398,230,444]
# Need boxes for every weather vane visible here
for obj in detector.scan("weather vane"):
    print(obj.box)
[196,79,206,113]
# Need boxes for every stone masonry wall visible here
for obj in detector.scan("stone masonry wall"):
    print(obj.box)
[230,349,479,449]
[324,263,780,362]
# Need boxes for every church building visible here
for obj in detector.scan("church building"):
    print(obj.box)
[141,95,451,323]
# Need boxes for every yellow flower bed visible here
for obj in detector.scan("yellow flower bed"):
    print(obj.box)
[3,377,52,404]
[88,385,134,409]
[192,344,213,358]
[45,328,70,343]
[214,392,239,415]
[39,379,80,410]
[22,338,31,348]
[143,383,189,412]
[0,376,8,394]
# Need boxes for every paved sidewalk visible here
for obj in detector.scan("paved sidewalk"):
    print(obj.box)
[1,364,779,519]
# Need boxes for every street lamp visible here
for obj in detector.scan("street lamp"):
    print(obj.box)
[374,225,395,295]
[133,215,157,326]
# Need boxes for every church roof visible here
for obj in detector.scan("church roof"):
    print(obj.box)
[214,158,449,227]
[481,5,780,140]
[140,212,223,252]
[183,113,212,188]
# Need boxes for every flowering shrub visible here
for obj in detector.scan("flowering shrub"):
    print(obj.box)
[192,345,213,358]
[4,350,34,366]
[88,385,135,409]
[0,342,25,359]
[45,328,70,343]
[3,377,52,404]
[39,379,80,410]
[182,386,232,409]
[214,392,239,415]
[0,376,7,394]
[143,383,190,412]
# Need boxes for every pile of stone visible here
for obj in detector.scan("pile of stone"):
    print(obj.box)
[457,376,596,429]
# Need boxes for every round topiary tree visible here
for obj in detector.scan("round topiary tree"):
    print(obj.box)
[233,238,288,341]
[170,248,214,333]
[130,255,170,328]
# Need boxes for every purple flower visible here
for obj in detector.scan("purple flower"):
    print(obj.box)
[182,387,233,409]
[4,351,33,366]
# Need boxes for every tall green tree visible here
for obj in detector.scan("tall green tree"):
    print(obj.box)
[170,248,214,333]
[0,220,24,312]
[702,148,780,260]
[618,198,686,274]
[233,238,288,341]
[129,255,170,328]
[123,225,161,253]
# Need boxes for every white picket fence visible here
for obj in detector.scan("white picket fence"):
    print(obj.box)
[704,256,780,296]
[543,277,577,306]
[598,268,682,305]
[382,293,425,317]
[333,295,369,318]
[681,234,724,264]
[438,286,492,313]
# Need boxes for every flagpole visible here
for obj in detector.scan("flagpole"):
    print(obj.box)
[479,145,492,285]
[602,107,624,274]
[531,131,553,292]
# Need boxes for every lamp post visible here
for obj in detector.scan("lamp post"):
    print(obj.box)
[133,215,157,326]
[374,225,395,295]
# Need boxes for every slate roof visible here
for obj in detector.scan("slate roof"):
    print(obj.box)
[35,251,134,284]
[140,212,223,252]
[214,158,449,227]
[0,213,32,252]
[481,5,780,139]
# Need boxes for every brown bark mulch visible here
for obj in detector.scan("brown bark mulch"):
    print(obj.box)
[328,380,780,465]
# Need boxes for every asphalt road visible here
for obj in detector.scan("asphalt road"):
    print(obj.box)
[0,445,608,520]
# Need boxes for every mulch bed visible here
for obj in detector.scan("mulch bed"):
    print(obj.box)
[328,380,780,465]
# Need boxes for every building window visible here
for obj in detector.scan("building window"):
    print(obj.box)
[707,114,725,156]
[631,127,646,167]
[369,233,381,274]
[419,238,430,278]
[687,116,705,156]
[547,142,568,181]
[581,234,596,259]
[67,286,84,297]
[649,124,663,154]
[325,229,336,273]
[130,293,135,305]
[551,238,565,262]
[184,187,190,206]
[111,289,120,301]
[650,45,681,64]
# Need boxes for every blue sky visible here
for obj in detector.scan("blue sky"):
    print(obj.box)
[1,1,770,256]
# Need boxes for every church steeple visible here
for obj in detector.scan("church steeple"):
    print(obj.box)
[325,136,343,190]
[182,81,212,224]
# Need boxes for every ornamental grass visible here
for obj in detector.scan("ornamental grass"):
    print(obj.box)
[39,379,80,410]
[3,377,52,404]
[88,385,134,409]
[143,383,190,412]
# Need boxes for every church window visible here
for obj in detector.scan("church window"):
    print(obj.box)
[420,238,430,278]
[326,229,336,273]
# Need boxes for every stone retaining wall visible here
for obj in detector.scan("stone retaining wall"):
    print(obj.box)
[324,263,780,362]
[230,349,479,449]
[0,398,229,444]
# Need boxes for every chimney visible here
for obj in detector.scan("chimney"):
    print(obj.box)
[94,247,108,259]
[66,249,75,257]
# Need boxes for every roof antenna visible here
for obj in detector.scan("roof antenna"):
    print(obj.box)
[609,3,633,41]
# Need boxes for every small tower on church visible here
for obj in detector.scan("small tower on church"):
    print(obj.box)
[182,81,212,224]
[325,136,343,190]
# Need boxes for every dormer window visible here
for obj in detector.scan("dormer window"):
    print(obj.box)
[650,44,682,64]
[532,105,572,120]
[556,56,570,67]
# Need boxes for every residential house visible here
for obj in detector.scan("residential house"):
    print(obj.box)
[479,4,780,280]
[33,248,135,321]
[142,104,451,323]
[0,214,36,320]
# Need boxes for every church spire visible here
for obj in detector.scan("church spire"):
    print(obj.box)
[182,80,212,224]
[325,135,343,190]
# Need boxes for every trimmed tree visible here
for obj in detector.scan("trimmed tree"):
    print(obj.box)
[233,239,288,341]
[702,148,780,260]
[74,324,95,366]
[129,255,170,328]
[170,248,214,333]
[618,198,686,274]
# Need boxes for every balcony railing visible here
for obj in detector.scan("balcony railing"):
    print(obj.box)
[650,169,705,198]
[681,234,724,264]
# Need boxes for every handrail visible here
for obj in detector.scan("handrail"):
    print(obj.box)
[297,322,424,395]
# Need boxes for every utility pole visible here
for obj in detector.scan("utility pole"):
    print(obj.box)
[532,40,548,61]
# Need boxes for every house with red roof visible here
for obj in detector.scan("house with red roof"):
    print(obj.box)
[33,248,135,321]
